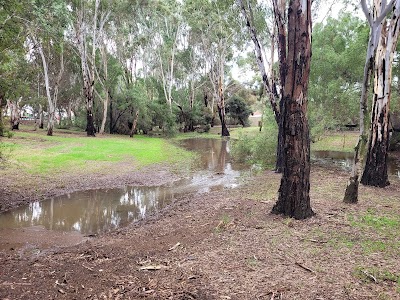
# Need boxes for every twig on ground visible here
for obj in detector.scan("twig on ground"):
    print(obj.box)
[168,242,181,251]
[295,262,315,273]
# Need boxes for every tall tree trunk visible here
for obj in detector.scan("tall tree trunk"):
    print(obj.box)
[238,0,285,172]
[129,110,139,137]
[0,94,4,136]
[109,92,113,134]
[218,85,229,137]
[343,0,395,202]
[271,0,314,220]
[75,0,99,137]
[99,42,109,134]
[85,91,96,136]
[218,50,229,137]
[8,99,21,130]
[39,104,44,129]
[361,3,400,187]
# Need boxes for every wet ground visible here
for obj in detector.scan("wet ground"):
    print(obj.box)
[1,138,400,299]
[0,139,399,251]
[0,138,247,249]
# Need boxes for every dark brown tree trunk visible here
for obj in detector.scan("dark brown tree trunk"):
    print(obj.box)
[271,0,314,220]
[86,108,96,137]
[39,104,44,129]
[47,124,53,136]
[218,74,229,137]
[361,128,390,187]
[218,105,230,137]
[275,99,285,173]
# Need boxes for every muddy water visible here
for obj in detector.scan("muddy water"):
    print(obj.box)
[0,138,245,249]
[312,150,400,179]
[2,140,398,250]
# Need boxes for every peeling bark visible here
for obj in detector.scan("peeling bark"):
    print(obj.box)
[75,0,100,137]
[343,0,395,202]
[361,2,400,187]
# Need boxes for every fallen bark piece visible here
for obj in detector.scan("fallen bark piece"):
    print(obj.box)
[139,265,164,271]
[168,242,181,251]
[362,270,377,283]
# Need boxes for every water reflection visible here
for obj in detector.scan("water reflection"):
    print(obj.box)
[312,150,400,179]
[0,186,176,234]
[0,138,246,235]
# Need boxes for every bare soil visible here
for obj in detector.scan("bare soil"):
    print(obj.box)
[1,164,400,299]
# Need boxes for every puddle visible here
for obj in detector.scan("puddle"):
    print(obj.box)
[0,138,246,249]
[312,150,400,179]
[2,139,397,251]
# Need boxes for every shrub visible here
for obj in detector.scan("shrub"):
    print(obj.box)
[231,108,277,168]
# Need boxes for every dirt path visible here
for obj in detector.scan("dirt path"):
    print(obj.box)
[1,165,399,299]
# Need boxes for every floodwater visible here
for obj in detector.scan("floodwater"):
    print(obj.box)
[0,138,246,249]
[312,150,400,179]
[1,139,399,250]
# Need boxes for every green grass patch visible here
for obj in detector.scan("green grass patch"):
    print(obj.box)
[348,209,400,231]
[228,127,260,139]
[311,131,359,152]
[7,132,193,174]
[355,266,400,289]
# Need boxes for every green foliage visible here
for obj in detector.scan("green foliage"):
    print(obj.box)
[309,13,369,139]
[231,108,277,168]
[226,96,253,127]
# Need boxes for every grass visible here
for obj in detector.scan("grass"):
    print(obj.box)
[355,266,400,289]
[348,209,400,231]
[4,130,194,175]
[311,131,359,152]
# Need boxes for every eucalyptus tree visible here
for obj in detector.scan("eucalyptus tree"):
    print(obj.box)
[361,0,400,187]
[93,1,112,134]
[29,0,71,136]
[153,0,183,111]
[71,0,110,136]
[184,0,243,137]
[268,0,314,219]
[0,0,27,135]
[344,0,396,203]
[238,0,285,171]
[108,0,158,134]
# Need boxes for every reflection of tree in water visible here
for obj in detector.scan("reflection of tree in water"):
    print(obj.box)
[0,187,175,234]
[0,139,245,235]
[217,140,227,173]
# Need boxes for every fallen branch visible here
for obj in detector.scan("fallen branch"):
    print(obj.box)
[295,262,315,273]
[139,265,165,271]
[168,242,181,251]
